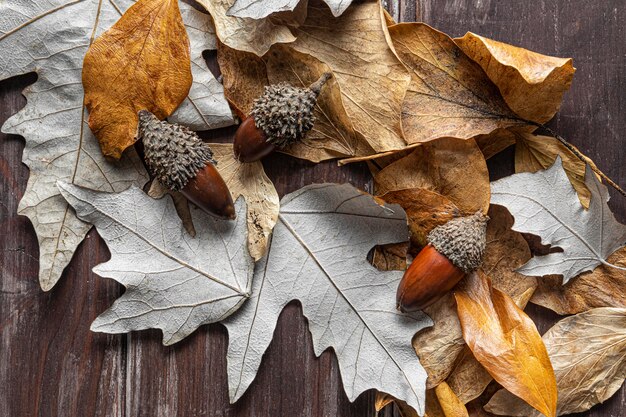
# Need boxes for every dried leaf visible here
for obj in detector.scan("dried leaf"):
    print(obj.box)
[455,271,557,417]
[198,0,296,56]
[370,242,409,271]
[491,157,626,283]
[486,307,626,416]
[83,0,193,159]
[375,392,421,417]
[57,182,253,345]
[514,131,597,208]
[289,0,411,155]
[227,0,352,18]
[531,246,626,314]
[455,32,574,124]
[147,180,196,237]
[388,23,526,149]
[434,382,469,417]
[222,184,431,415]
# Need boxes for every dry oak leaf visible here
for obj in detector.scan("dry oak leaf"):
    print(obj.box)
[222,184,431,415]
[58,182,253,345]
[83,0,193,159]
[197,0,296,56]
[491,157,626,283]
[0,0,231,290]
[455,271,557,417]
[531,246,626,315]
[486,307,626,416]
[290,0,411,156]
[455,32,574,124]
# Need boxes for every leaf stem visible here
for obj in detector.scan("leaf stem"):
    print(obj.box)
[600,260,626,272]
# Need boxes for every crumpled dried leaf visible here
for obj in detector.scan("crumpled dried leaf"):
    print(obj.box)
[289,0,410,155]
[227,0,352,18]
[514,131,597,208]
[83,0,192,159]
[198,0,296,56]
[434,382,469,417]
[531,246,626,314]
[222,184,431,415]
[0,1,225,290]
[57,182,253,345]
[491,157,626,283]
[455,32,574,124]
[485,307,626,416]
[387,23,526,151]
[455,271,557,417]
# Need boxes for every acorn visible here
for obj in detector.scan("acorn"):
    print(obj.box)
[233,72,332,162]
[137,110,235,220]
[396,212,489,312]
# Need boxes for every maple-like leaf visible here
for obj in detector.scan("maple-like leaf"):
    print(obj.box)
[57,182,253,345]
[222,184,431,415]
[227,0,354,19]
[491,157,626,283]
[0,0,232,290]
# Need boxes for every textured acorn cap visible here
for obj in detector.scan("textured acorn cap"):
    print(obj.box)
[138,110,216,192]
[427,212,489,273]
[251,72,331,148]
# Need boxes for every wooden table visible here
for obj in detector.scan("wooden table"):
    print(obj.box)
[1,1,625,416]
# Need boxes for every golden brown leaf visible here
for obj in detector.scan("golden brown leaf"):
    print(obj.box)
[83,0,192,159]
[455,271,556,417]
[455,32,574,124]
[435,382,469,417]
[485,308,626,416]
[531,246,626,314]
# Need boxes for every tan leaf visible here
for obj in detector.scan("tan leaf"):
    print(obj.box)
[197,0,295,56]
[374,138,490,215]
[531,246,626,315]
[455,271,557,417]
[83,0,192,159]
[455,32,574,124]
[514,131,598,207]
[210,144,279,260]
[290,0,410,155]
[370,242,408,271]
[435,382,469,417]
[485,307,626,416]
[147,180,196,237]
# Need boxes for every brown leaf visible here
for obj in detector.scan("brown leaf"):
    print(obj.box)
[374,392,420,417]
[531,246,626,315]
[374,138,490,215]
[455,271,556,417]
[435,382,470,417]
[83,0,192,159]
[290,0,410,155]
[455,32,574,124]
[147,180,196,237]
[370,242,408,271]
[485,307,626,416]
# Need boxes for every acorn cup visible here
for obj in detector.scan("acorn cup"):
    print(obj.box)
[396,212,489,312]
[233,72,332,163]
[137,110,235,220]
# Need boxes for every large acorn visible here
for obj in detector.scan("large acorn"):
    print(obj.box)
[396,212,489,312]
[233,72,332,162]
[137,110,235,220]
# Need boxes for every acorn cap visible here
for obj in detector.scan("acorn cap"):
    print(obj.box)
[427,212,489,273]
[138,110,216,192]
[250,72,331,149]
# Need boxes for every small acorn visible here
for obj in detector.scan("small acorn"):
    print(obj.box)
[137,110,235,220]
[396,212,489,312]
[233,72,332,162]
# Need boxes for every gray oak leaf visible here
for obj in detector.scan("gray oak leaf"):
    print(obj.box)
[0,0,232,290]
[490,157,626,283]
[57,181,253,345]
[227,0,353,19]
[222,184,431,415]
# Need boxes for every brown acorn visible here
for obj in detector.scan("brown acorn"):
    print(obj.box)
[396,212,489,312]
[137,110,235,220]
[233,72,332,162]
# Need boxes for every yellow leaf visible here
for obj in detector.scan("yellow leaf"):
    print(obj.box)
[434,382,469,417]
[83,0,192,159]
[455,271,557,417]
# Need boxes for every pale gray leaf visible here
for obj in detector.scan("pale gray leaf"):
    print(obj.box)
[490,157,626,283]
[57,181,253,345]
[223,184,431,415]
[227,0,352,18]
[0,0,231,290]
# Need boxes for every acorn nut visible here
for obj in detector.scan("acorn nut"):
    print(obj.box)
[396,212,489,312]
[137,110,236,220]
[233,72,332,163]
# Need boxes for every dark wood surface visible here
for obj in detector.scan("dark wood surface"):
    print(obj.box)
[1,1,625,416]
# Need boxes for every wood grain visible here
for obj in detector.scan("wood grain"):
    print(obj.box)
[1,1,625,416]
